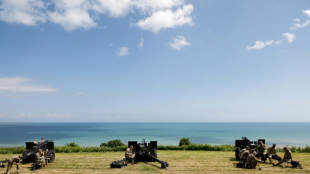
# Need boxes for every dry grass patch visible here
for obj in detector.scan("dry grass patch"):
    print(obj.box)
[0,151,309,173]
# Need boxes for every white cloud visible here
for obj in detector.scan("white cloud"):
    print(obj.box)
[15,113,34,118]
[282,33,296,43]
[290,20,310,30]
[290,9,310,30]
[117,47,129,56]
[303,9,310,17]
[168,36,191,50]
[134,0,185,13]
[0,77,57,96]
[0,0,46,26]
[14,112,71,120]
[275,40,282,45]
[136,4,193,33]
[46,113,71,119]
[246,40,274,50]
[0,0,193,32]
[139,38,144,48]
[48,0,97,31]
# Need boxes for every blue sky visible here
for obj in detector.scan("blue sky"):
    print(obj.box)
[0,0,310,122]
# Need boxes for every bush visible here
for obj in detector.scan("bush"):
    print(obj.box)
[100,139,125,148]
[65,142,79,147]
[0,146,25,154]
[100,142,108,147]
[179,137,191,146]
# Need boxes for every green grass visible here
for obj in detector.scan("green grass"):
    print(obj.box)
[0,151,309,174]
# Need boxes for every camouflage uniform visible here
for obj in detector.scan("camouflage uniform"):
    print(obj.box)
[44,149,50,166]
[39,138,45,143]
[257,142,267,157]
[125,146,135,165]
[36,149,45,167]
[246,153,259,169]
[277,148,292,168]
[6,156,20,174]
[240,150,250,163]
[267,146,280,163]
[33,139,38,145]
[239,148,246,159]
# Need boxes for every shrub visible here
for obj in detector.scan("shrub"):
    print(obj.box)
[65,142,79,147]
[179,137,191,146]
[106,139,125,147]
[100,142,108,147]
[100,139,125,148]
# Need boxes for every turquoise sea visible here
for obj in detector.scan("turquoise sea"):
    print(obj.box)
[0,122,310,147]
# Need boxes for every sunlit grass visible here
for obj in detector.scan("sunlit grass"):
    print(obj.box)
[0,151,309,173]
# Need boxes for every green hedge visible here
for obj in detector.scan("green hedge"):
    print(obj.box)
[0,146,25,154]
[1,145,310,154]
[158,144,235,151]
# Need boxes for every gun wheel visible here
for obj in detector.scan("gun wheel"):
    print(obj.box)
[151,149,157,158]
[235,147,241,161]
[48,150,55,162]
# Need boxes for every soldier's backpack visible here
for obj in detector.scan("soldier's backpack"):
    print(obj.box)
[291,160,303,169]
[110,158,128,168]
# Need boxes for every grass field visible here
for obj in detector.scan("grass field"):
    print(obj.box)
[0,151,309,174]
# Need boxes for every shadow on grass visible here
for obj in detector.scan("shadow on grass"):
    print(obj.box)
[142,162,163,169]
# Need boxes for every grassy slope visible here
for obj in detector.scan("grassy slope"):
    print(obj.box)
[0,151,309,174]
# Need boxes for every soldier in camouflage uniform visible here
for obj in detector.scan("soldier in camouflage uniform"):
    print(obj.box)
[267,144,281,164]
[246,151,260,169]
[39,137,45,143]
[239,146,250,159]
[125,145,135,165]
[35,149,45,167]
[257,141,267,158]
[275,147,292,168]
[33,139,38,145]
[6,156,20,174]
[240,149,250,163]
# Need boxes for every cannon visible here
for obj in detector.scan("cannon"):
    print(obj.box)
[21,140,55,163]
[235,137,265,160]
[111,139,168,169]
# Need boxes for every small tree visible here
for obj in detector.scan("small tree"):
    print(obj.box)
[107,139,125,147]
[100,139,125,147]
[100,142,108,147]
[65,142,79,147]
[179,137,191,146]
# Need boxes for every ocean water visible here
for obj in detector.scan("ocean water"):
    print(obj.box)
[0,122,310,147]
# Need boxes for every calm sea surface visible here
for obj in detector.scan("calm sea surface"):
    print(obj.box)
[0,122,309,147]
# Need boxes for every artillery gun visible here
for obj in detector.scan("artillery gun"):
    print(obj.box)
[111,139,168,169]
[21,140,55,163]
[235,137,265,160]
